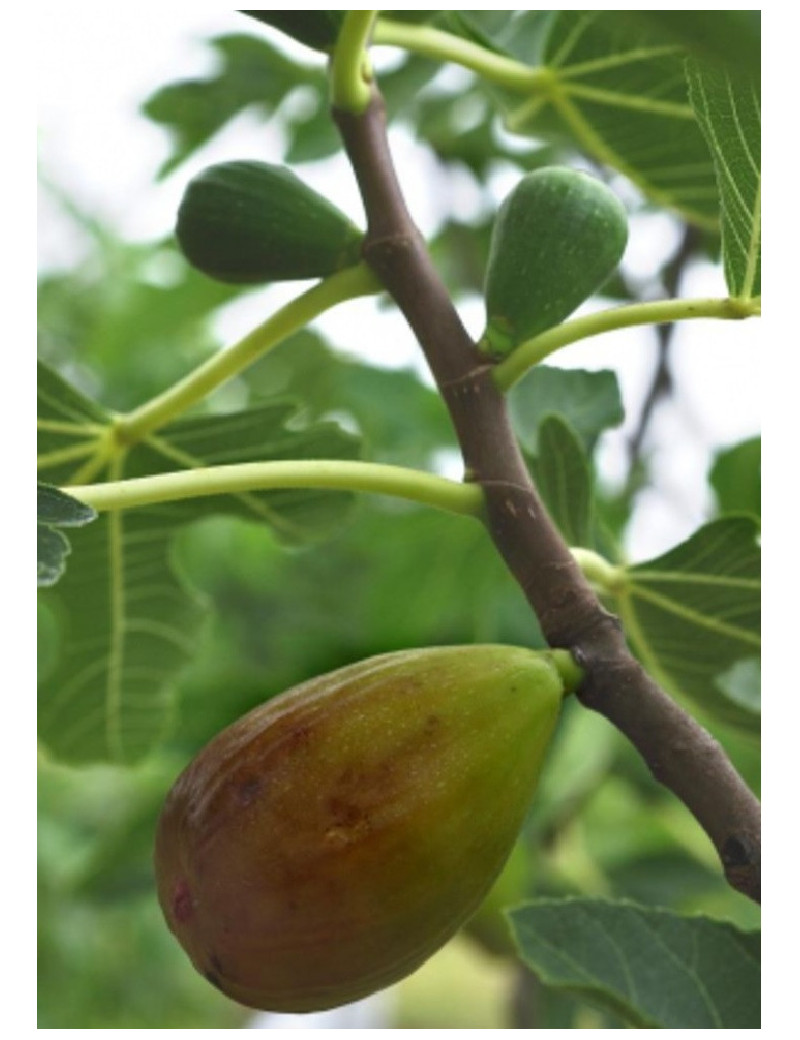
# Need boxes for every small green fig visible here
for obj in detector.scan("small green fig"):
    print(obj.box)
[479,166,629,357]
[175,160,364,285]
[154,645,578,1012]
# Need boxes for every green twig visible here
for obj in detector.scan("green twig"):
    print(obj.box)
[372,18,543,92]
[492,296,760,391]
[116,263,380,445]
[65,460,485,519]
[331,11,378,114]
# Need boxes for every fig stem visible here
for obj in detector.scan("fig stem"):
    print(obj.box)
[547,649,584,697]
[493,296,761,392]
[63,460,485,519]
[331,11,378,115]
[116,263,381,446]
[372,18,545,93]
[570,549,626,594]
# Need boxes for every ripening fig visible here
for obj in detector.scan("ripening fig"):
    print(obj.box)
[154,645,580,1012]
[479,166,629,357]
[175,160,364,285]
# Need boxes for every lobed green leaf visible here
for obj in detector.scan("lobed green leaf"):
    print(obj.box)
[240,10,345,52]
[37,525,71,588]
[142,35,315,178]
[530,414,593,548]
[632,11,760,79]
[37,361,363,764]
[510,366,624,454]
[710,437,761,519]
[493,11,723,227]
[509,897,760,1028]
[37,483,98,588]
[686,60,761,299]
[618,516,760,733]
[38,483,98,528]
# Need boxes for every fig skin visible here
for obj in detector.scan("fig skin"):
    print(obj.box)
[175,161,364,285]
[479,166,629,357]
[154,645,572,1012]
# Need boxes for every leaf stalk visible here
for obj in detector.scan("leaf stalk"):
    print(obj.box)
[65,460,485,519]
[331,11,378,113]
[372,18,543,92]
[493,296,760,391]
[116,264,380,445]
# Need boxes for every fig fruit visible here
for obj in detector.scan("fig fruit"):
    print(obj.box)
[479,166,629,357]
[175,160,364,285]
[154,645,578,1012]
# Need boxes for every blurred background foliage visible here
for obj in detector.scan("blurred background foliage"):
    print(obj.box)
[38,9,759,1028]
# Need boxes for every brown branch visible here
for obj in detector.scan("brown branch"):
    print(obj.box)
[333,92,760,904]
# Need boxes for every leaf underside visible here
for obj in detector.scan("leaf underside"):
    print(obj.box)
[686,59,761,299]
[619,516,760,733]
[501,12,722,227]
[37,483,98,588]
[509,897,760,1029]
[37,361,361,765]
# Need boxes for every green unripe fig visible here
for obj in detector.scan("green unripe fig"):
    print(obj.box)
[479,166,629,357]
[241,11,345,52]
[175,161,364,285]
[154,645,577,1012]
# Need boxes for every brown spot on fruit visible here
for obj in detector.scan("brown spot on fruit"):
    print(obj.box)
[324,797,371,848]
[238,777,262,806]
[327,796,365,826]
[285,724,312,754]
[172,880,194,923]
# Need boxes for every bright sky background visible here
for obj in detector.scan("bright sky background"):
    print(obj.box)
[37,6,762,561]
